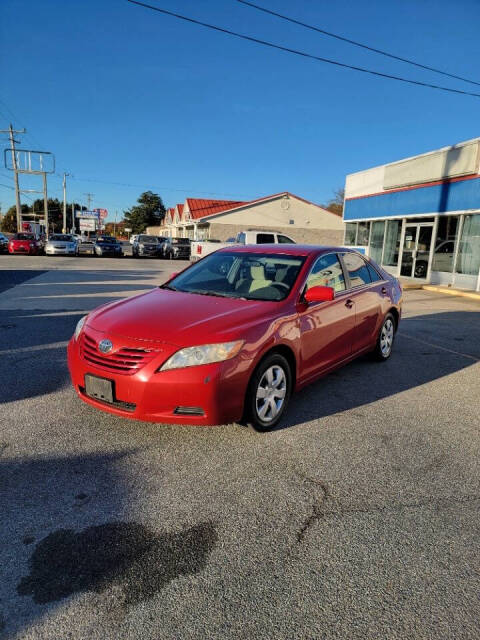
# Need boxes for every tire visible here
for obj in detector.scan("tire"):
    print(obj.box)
[372,313,396,361]
[244,353,292,431]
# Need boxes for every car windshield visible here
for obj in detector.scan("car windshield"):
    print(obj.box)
[138,235,158,243]
[49,234,73,242]
[172,238,190,245]
[97,236,116,243]
[15,233,34,240]
[165,251,305,301]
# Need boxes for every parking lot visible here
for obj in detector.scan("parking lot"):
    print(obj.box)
[0,254,479,639]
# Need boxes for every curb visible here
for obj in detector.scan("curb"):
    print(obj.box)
[421,285,480,302]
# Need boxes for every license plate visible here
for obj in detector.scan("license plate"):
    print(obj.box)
[85,374,114,403]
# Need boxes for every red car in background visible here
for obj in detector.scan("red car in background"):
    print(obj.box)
[68,245,402,431]
[8,232,42,255]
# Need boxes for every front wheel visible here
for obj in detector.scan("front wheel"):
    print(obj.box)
[372,313,396,361]
[244,353,292,431]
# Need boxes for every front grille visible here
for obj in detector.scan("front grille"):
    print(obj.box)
[81,333,159,375]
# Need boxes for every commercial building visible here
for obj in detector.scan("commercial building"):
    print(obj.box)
[343,138,480,291]
[148,191,344,245]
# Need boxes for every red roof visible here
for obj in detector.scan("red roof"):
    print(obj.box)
[185,198,247,220]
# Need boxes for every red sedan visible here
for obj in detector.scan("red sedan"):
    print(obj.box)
[68,246,402,430]
[8,232,42,255]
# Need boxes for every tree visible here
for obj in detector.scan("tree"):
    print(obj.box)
[322,187,345,217]
[0,204,30,232]
[123,191,166,234]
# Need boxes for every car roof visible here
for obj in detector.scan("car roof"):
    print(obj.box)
[216,244,359,257]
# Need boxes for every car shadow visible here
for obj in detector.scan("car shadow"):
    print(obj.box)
[267,311,480,431]
[0,450,217,638]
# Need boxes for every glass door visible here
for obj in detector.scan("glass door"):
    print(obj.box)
[400,223,433,279]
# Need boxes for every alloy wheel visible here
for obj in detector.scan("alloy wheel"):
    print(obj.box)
[255,365,287,423]
[380,318,394,357]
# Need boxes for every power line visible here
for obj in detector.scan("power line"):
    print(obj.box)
[237,0,480,88]
[126,0,480,99]
[69,175,248,198]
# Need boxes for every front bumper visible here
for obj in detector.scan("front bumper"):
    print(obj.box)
[67,335,248,425]
[46,246,76,255]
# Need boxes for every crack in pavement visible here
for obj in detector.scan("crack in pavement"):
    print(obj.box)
[292,470,480,545]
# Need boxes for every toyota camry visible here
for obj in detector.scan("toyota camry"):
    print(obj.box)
[67,245,402,430]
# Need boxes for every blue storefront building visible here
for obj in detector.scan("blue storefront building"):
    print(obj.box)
[343,138,480,291]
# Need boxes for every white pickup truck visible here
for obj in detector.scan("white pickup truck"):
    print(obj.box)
[190,229,295,262]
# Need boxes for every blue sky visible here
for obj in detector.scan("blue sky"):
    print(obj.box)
[1,0,479,222]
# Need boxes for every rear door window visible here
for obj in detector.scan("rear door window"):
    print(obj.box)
[342,253,372,287]
[257,234,275,244]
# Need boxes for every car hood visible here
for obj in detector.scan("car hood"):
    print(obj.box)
[11,239,33,246]
[86,288,280,346]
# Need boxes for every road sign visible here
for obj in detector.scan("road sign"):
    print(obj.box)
[79,219,96,231]
[76,210,99,219]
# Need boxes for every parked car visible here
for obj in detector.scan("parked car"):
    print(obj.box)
[72,234,86,244]
[8,232,42,255]
[132,234,164,258]
[45,233,78,256]
[68,246,402,430]
[162,237,191,260]
[190,229,295,262]
[0,232,8,253]
[93,235,123,257]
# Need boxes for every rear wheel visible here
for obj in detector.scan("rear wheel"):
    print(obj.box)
[373,313,396,361]
[245,353,292,431]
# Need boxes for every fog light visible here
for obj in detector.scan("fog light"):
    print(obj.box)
[174,406,205,416]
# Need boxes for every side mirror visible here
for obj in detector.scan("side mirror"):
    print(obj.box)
[169,271,180,279]
[304,285,334,303]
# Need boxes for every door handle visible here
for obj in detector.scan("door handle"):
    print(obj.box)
[381,286,388,295]
[345,299,354,309]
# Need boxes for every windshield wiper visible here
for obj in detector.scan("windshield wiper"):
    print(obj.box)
[160,284,178,291]
[190,290,233,298]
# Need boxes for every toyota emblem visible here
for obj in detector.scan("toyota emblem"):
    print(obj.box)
[98,339,113,354]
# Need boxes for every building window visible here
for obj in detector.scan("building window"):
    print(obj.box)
[357,221,370,246]
[344,223,357,246]
[383,220,401,267]
[432,216,458,273]
[455,214,480,276]
[370,221,385,263]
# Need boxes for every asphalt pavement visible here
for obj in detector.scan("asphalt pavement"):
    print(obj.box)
[0,255,479,639]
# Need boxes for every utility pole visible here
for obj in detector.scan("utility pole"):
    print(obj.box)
[42,172,49,238]
[62,172,70,233]
[71,202,75,233]
[0,124,26,232]
[84,192,94,210]
[114,210,117,237]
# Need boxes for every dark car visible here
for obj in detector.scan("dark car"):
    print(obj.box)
[162,237,191,260]
[0,232,9,253]
[94,236,123,257]
[132,234,165,258]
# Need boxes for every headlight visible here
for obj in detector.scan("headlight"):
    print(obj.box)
[74,315,87,340]
[158,341,243,371]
